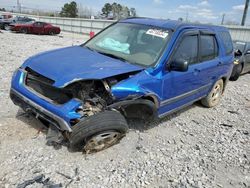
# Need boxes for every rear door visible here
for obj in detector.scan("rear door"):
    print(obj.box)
[218,31,234,76]
[196,31,221,92]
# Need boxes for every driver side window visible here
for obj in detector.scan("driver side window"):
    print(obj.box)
[33,22,39,26]
[171,35,198,65]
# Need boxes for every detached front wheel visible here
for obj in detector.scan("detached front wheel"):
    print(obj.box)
[69,110,128,153]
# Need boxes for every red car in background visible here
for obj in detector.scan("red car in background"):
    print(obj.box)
[10,21,61,35]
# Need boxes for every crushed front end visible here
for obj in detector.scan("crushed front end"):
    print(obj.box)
[11,67,112,131]
[10,66,141,133]
[10,67,82,132]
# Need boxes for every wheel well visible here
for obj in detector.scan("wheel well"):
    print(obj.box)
[20,27,27,32]
[141,95,159,108]
[221,77,227,93]
[241,62,244,70]
[110,99,158,121]
[122,101,157,121]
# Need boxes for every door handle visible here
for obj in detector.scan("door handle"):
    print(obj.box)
[193,68,201,75]
[194,68,201,72]
[217,62,223,66]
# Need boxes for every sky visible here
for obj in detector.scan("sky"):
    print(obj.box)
[0,0,249,24]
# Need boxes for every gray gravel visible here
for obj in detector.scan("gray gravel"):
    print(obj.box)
[0,30,249,188]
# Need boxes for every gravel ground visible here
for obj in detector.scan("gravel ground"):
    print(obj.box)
[0,30,249,188]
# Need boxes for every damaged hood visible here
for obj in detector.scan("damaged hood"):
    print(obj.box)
[22,46,144,87]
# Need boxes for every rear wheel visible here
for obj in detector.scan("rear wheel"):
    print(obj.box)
[230,63,243,81]
[69,110,128,153]
[201,79,224,108]
[49,30,55,35]
[20,28,28,34]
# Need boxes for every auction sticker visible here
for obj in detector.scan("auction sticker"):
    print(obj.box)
[236,41,246,45]
[146,29,168,38]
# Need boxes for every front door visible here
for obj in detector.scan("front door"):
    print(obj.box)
[32,22,44,34]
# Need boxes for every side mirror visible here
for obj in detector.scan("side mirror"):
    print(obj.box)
[234,49,242,56]
[170,59,189,72]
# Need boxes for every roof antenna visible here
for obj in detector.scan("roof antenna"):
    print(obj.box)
[71,19,74,46]
[185,11,189,22]
[71,30,75,46]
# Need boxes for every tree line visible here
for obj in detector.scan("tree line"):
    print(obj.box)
[101,3,136,19]
[59,1,136,19]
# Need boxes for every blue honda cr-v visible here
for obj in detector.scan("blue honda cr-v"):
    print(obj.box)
[10,18,234,153]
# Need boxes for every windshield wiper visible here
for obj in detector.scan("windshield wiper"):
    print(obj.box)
[97,51,127,62]
[85,46,95,52]
[84,46,135,64]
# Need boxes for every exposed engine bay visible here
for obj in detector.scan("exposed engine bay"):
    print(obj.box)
[70,80,113,118]
[66,72,138,121]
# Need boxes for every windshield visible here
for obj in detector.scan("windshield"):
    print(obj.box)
[84,23,171,67]
[233,41,246,53]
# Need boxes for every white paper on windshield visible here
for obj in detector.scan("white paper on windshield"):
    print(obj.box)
[146,29,168,38]
[236,41,246,45]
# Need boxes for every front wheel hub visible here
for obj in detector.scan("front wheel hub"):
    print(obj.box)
[84,131,123,153]
[211,84,222,103]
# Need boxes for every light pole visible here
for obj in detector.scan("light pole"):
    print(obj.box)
[17,0,19,12]
[17,0,21,13]
[241,0,249,26]
[221,13,225,25]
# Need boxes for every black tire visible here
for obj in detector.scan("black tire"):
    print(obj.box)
[20,28,28,34]
[201,79,224,108]
[49,30,55,35]
[4,24,10,30]
[230,64,243,81]
[69,110,128,153]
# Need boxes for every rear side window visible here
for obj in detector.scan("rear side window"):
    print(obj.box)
[219,31,233,55]
[171,35,198,65]
[200,35,218,61]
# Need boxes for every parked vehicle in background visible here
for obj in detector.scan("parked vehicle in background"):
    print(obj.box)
[0,13,13,30]
[9,21,61,35]
[230,41,250,81]
[2,14,12,19]
[1,16,35,30]
[10,18,234,153]
[13,16,35,23]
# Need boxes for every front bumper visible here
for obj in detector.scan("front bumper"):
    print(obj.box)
[10,69,83,132]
